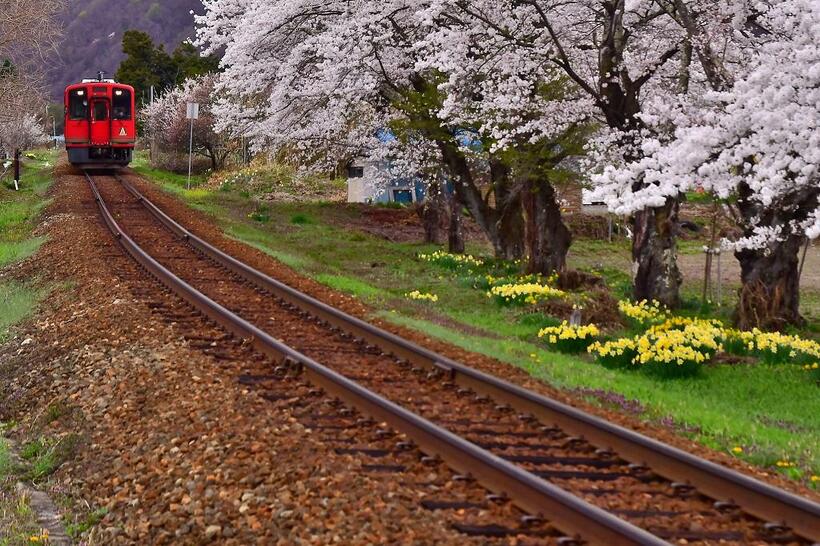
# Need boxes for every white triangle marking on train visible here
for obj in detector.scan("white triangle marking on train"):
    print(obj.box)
[119,127,127,136]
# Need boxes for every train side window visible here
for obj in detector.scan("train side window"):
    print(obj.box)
[93,101,108,121]
[69,89,88,120]
[112,88,132,120]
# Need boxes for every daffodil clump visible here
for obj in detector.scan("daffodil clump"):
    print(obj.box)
[724,328,820,365]
[645,318,724,357]
[406,290,438,302]
[618,299,669,327]
[418,250,485,271]
[538,322,600,353]
[588,317,723,377]
[587,338,639,369]
[476,272,544,290]
[488,282,566,306]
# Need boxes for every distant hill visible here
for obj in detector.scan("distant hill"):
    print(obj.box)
[48,0,204,100]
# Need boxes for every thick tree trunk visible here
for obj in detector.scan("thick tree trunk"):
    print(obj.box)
[409,73,524,259]
[448,192,465,254]
[631,198,682,308]
[436,140,524,259]
[523,178,572,275]
[490,159,525,260]
[421,201,440,244]
[590,3,683,308]
[420,181,441,244]
[733,182,818,329]
[735,237,804,330]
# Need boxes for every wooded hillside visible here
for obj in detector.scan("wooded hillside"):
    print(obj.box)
[48,0,202,99]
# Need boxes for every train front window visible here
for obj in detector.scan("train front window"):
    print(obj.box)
[93,101,108,121]
[68,89,88,120]
[112,88,131,120]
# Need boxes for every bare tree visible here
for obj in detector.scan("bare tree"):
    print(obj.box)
[0,0,63,157]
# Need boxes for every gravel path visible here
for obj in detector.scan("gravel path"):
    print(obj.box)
[0,167,479,544]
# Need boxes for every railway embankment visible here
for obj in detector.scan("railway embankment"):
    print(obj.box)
[0,163,492,544]
[125,156,820,485]
[1,156,818,544]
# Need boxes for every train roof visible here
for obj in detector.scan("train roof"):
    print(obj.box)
[65,81,134,91]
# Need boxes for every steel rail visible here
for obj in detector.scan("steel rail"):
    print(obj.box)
[116,173,820,542]
[87,173,676,545]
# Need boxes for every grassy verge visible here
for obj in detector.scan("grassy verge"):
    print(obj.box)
[0,150,56,268]
[0,151,60,543]
[130,152,210,200]
[135,166,819,486]
[0,283,44,343]
[0,434,43,546]
[0,150,57,342]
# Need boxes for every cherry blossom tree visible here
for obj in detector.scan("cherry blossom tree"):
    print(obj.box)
[594,0,820,328]
[0,0,63,60]
[142,75,232,171]
[198,0,815,307]
[413,7,594,273]
[0,114,47,159]
[198,0,594,269]
[393,0,693,303]
[0,0,62,157]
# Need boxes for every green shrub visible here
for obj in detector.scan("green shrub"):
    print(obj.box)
[290,213,312,225]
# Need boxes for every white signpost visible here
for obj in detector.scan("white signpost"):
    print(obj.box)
[186,102,200,189]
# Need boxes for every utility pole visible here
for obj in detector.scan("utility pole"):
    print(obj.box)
[149,85,155,163]
[186,102,199,189]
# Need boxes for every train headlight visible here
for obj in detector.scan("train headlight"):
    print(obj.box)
[115,90,123,96]
[77,90,84,96]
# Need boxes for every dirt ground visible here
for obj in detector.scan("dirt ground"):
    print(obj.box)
[678,246,820,292]
[1,165,817,544]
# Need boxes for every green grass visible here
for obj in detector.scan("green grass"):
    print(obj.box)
[0,282,43,342]
[130,152,208,191]
[0,238,47,267]
[137,164,820,484]
[0,438,11,479]
[0,438,41,546]
[0,150,56,268]
[18,436,71,482]
[0,494,40,546]
[0,149,53,355]
[65,507,107,539]
[314,273,388,300]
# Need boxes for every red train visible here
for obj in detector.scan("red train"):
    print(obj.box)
[64,74,136,167]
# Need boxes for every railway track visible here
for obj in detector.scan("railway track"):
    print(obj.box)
[84,170,820,545]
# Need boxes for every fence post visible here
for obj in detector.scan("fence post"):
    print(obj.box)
[13,148,20,191]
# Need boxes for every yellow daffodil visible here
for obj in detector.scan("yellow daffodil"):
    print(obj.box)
[538,322,600,353]
[405,290,438,302]
[618,299,669,325]
[488,283,566,305]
